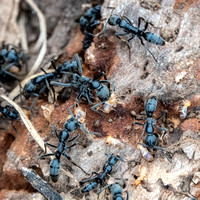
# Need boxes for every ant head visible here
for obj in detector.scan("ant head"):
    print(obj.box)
[0,49,7,57]
[145,96,157,116]
[108,154,124,164]
[150,96,156,100]
[94,4,101,10]
[90,80,100,89]
[23,82,36,99]
[97,85,110,102]
[108,14,121,26]
[7,50,18,63]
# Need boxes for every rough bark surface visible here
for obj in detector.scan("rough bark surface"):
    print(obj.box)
[0,0,200,200]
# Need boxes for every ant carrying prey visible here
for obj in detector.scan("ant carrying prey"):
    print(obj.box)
[50,55,113,116]
[133,97,171,162]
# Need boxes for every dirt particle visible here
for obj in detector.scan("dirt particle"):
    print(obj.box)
[93,120,100,127]
[87,151,93,157]
[108,118,113,123]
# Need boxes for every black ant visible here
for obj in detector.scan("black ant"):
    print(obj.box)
[80,147,123,193]
[50,58,112,116]
[97,177,129,200]
[79,5,101,32]
[102,7,165,62]
[39,128,79,182]
[133,97,171,162]
[79,5,102,51]
[21,54,81,110]
[0,44,26,83]
[0,104,19,133]
[83,20,101,51]
[39,104,100,182]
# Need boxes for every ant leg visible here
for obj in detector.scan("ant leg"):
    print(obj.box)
[3,62,16,70]
[80,174,99,184]
[155,125,167,132]
[52,126,59,138]
[154,146,172,163]
[111,81,115,92]
[144,85,155,104]
[137,142,150,149]
[123,15,134,26]
[107,6,116,11]
[3,70,20,80]
[156,110,167,120]
[75,91,84,103]
[144,21,149,31]
[21,93,40,110]
[62,152,89,174]
[44,142,57,149]
[138,17,146,29]
[68,104,75,118]
[74,54,82,76]
[59,71,75,75]
[99,6,115,36]
[19,83,24,105]
[38,153,55,159]
[41,68,56,103]
[133,122,144,126]
[91,102,105,117]
[105,144,112,156]
[139,122,147,139]
[79,123,102,136]
[115,32,129,37]
[43,142,56,154]
[84,91,94,105]
[11,121,18,134]
[64,143,77,150]
[126,190,129,200]
[97,184,111,196]
[29,93,39,111]
[51,60,57,71]
[138,36,158,62]
[40,68,51,91]
[62,152,71,160]
[115,35,131,60]
[68,133,80,142]
[99,80,110,84]
[50,81,72,87]
[127,34,136,42]
[96,71,107,80]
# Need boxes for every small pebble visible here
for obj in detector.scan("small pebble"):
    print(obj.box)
[131,111,136,117]
[192,172,200,184]
[94,120,100,127]
[108,118,113,123]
